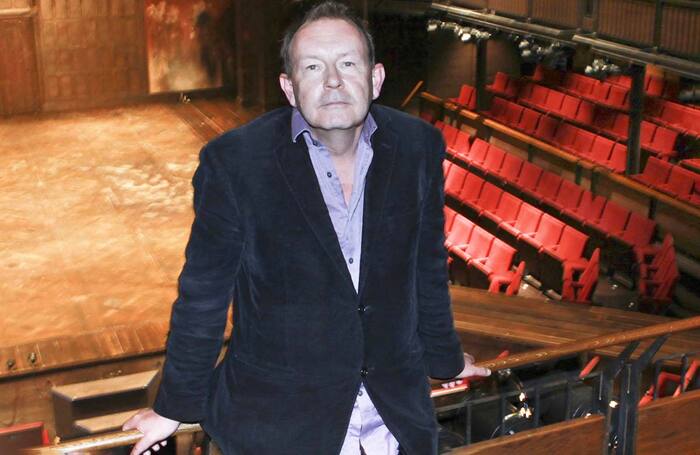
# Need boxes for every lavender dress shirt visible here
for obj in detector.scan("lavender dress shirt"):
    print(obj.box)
[292,109,400,454]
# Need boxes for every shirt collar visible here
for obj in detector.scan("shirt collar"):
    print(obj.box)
[291,108,377,147]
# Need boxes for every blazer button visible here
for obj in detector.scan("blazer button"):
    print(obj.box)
[360,367,368,377]
[357,305,366,314]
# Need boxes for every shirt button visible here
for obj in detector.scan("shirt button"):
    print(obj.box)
[358,390,364,396]
[326,171,332,178]
[348,257,354,264]
[360,367,368,377]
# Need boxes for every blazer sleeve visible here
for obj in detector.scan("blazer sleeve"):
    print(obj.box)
[416,131,465,380]
[153,144,246,422]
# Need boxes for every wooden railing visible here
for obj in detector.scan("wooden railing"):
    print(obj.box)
[26,315,700,454]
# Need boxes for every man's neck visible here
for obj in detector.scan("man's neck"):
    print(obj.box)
[311,125,363,157]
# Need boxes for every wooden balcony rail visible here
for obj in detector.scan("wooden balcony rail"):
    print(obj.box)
[27,315,700,453]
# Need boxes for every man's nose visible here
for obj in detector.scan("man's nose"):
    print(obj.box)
[324,66,342,89]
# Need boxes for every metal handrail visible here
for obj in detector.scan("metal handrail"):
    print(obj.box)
[27,315,700,454]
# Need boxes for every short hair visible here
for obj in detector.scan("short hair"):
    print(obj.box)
[280,1,375,75]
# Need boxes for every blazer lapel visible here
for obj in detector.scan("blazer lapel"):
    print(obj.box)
[274,139,357,295]
[358,112,398,299]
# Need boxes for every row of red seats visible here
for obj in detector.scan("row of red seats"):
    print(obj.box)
[444,206,524,294]
[606,73,679,99]
[517,81,678,159]
[560,72,630,110]
[632,156,700,205]
[485,97,627,173]
[645,97,700,139]
[437,121,658,277]
[443,160,595,295]
[486,72,680,159]
[532,64,678,100]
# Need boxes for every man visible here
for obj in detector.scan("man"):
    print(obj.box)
[124,2,489,454]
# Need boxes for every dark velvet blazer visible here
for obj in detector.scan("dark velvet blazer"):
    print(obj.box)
[153,104,465,455]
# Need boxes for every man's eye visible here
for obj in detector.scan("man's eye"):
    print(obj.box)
[306,64,318,71]
[342,61,355,67]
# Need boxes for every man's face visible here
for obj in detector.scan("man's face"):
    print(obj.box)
[279,18,385,133]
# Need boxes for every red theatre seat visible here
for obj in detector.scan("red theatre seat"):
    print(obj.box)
[488,260,526,296]
[518,213,565,274]
[448,130,471,157]
[493,153,524,184]
[648,126,679,159]
[511,161,543,196]
[546,179,584,212]
[583,201,630,240]
[610,113,630,140]
[444,206,458,236]
[463,181,503,220]
[539,225,590,292]
[442,124,460,149]
[487,97,510,122]
[560,95,581,120]
[480,191,522,233]
[445,215,475,250]
[444,163,468,198]
[534,115,559,143]
[656,165,696,198]
[575,100,595,125]
[561,248,600,303]
[561,191,607,226]
[563,129,596,157]
[487,72,510,95]
[552,122,578,149]
[631,157,673,187]
[516,108,541,135]
[522,170,562,202]
[504,102,524,127]
[451,84,476,110]
[467,138,491,166]
[472,145,506,176]
[498,202,543,248]
[608,211,656,271]
[544,90,566,113]
[588,136,615,164]
[603,143,628,173]
[452,225,494,265]
[457,172,486,203]
[468,238,517,289]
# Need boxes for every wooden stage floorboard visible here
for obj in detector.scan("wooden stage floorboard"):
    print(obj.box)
[0,100,249,353]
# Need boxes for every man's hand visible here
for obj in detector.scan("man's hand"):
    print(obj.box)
[122,408,180,455]
[441,353,491,389]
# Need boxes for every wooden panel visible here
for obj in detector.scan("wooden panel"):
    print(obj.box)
[488,0,528,17]
[0,15,39,115]
[453,0,487,8]
[0,0,31,9]
[452,415,605,454]
[637,389,700,454]
[532,0,580,28]
[660,4,700,59]
[36,0,148,111]
[598,0,655,46]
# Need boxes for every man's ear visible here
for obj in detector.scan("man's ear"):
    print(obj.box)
[370,63,386,100]
[279,73,296,107]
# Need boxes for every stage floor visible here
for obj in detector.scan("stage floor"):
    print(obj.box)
[0,100,247,349]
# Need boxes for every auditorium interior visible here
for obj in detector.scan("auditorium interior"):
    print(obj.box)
[2,0,700,453]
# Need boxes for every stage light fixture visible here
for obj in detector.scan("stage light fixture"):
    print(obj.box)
[426,19,440,32]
